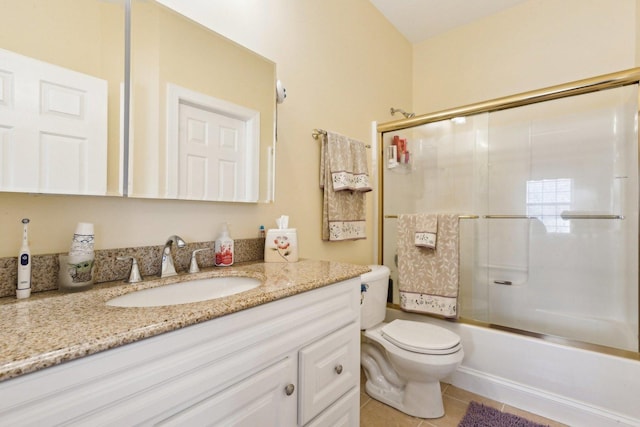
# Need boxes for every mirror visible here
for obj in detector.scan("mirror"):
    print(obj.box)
[128,0,276,202]
[0,0,124,196]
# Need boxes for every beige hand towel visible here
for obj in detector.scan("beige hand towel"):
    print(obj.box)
[320,132,367,241]
[350,139,372,192]
[397,213,460,318]
[319,131,371,192]
[415,214,437,248]
[327,132,354,191]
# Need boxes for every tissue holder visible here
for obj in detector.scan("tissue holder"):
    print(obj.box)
[58,253,95,292]
[264,228,299,263]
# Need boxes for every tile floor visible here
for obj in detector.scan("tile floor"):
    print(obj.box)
[359,372,568,427]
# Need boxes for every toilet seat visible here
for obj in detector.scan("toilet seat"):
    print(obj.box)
[381,320,461,355]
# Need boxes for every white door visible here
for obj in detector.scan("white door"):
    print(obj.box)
[0,48,108,195]
[178,102,247,201]
[166,83,260,202]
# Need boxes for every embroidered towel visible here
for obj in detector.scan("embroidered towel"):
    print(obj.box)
[320,132,372,192]
[350,139,372,192]
[397,213,460,318]
[415,214,438,248]
[320,132,368,241]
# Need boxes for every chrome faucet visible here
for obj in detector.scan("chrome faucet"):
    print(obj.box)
[160,235,186,278]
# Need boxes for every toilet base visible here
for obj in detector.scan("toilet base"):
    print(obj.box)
[364,377,445,419]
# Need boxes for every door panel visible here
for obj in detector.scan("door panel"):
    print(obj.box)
[0,48,107,194]
[178,102,247,200]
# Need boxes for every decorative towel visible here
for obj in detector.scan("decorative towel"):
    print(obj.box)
[397,213,460,318]
[320,131,372,192]
[415,214,438,248]
[320,131,370,241]
[350,139,372,192]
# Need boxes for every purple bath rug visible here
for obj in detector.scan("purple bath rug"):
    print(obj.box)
[458,401,550,427]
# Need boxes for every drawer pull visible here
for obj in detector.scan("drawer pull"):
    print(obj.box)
[284,383,295,396]
[335,364,343,375]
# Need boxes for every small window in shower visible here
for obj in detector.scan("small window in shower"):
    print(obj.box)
[526,178,572,233]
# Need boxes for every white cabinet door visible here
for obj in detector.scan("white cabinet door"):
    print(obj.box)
[158,356,297,427]
[299,323,360,425]
[0,48,107,195]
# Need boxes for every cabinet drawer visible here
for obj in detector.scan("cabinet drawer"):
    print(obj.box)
[305,387,359,427]
[298,322,359,425]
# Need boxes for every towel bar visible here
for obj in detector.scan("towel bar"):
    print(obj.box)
[483,214,624,220]
[484,215,537,219]
[312,128,327,139]
[384,214,624,220]
[384,215,479,219]
[312,128,371,148]
[560,214,624,220]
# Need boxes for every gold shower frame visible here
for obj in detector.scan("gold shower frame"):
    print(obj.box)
[376,67,640,360]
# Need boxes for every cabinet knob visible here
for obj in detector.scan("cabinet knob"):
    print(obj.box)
[335,364,343,375]
[284,383,295,396]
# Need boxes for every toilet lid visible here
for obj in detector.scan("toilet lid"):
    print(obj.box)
[381,320,461,355]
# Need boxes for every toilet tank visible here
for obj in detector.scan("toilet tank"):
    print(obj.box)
[360,265,390,330]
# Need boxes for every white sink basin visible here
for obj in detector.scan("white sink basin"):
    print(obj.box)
[106,276,261,308]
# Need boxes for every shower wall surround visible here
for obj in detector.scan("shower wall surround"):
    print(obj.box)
[382,84,639,352]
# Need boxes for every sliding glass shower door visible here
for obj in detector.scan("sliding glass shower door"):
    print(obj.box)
[382,84,639,352]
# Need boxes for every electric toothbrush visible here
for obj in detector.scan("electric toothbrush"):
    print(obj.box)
[17,218,31,299]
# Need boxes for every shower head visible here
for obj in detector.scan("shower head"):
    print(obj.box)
[390,107,415,119]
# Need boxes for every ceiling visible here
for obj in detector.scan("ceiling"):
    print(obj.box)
[369,0,529,43]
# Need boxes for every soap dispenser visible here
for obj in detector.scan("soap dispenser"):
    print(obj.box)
[214,223,234,267]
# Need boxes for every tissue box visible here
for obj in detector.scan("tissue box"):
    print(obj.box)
[264,228,299,262]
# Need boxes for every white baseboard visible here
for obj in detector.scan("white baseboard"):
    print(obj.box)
[450,366,639,427]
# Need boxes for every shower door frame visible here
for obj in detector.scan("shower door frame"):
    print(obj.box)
[376,67,640,359]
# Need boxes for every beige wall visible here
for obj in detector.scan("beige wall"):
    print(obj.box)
[9,0,635,264]
[0,0,412,263]
[413,0,638,114]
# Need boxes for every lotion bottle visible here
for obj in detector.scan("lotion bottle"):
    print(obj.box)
[17,218,31,299]
[214,223,234,267]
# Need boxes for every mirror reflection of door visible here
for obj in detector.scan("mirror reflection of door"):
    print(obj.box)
[166,83,260,202]
[0,48,107,195]
[178,103,247,201]
[130,0,274,202]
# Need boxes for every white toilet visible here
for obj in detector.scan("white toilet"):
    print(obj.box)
[360,265,464,419]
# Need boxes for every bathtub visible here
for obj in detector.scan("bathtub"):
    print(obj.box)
[386,307,640,427]
[466,306,638,352]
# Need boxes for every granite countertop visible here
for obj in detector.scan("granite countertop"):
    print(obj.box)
[0,259,370,382]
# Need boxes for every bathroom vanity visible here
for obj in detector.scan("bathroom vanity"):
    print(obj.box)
[0,260,367,426]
